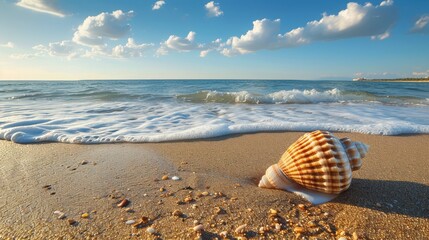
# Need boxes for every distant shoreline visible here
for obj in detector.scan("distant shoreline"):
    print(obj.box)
[355,78,429,82]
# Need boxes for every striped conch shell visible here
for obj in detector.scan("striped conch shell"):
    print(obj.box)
[259,130,369,204]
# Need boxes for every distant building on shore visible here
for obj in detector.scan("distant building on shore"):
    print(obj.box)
[352,77,366,81]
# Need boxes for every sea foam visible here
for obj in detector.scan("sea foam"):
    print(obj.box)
[1,81,428,144]
[1,100,428,144]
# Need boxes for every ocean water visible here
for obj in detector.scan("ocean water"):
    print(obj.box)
[0,80,428,144]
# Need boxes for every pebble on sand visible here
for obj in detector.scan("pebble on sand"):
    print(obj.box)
[81,213,89,218]
[53,211,66,219]
[171,176,180,181]
[146,227,156,234]
[67,219,76,225]
[125,219,136,225]
[172,210,183,217]
[162,175,169,180]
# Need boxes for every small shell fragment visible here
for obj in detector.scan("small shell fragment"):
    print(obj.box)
[294,226,304,234]
[162,175,169,180]
[193,224,204,232]
[269,209,278,215]
[117,198,130,208]
[125,220,136,225]
[54,211,66,219]
[171,176,180,181]
[81,213,89,218]
[235,224,247,234]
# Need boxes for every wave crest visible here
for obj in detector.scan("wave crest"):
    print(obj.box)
[177,88,343,104]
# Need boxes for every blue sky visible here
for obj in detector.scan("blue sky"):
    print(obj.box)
[0,0,428,80]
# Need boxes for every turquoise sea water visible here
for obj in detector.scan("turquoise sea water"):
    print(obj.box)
[0,80,428,143]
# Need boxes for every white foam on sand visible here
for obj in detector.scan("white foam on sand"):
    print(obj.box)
[1,98,428,143]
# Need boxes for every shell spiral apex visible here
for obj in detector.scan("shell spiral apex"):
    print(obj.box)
[259,130,369,203]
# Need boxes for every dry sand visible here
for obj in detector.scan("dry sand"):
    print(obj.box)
[0,132,428,239]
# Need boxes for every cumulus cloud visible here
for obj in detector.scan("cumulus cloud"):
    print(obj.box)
[157,31,202,55]
[221,0,397,56]
[33,40,80,59]
[411,15,429,34]
[11,9,155,60]
[199,38,225,57]
[0,42,14,48]
[152,1,165,10]
[73,10,134,47]
[16,0,65,17]
[205,1,223,17]
[112,38,153,58]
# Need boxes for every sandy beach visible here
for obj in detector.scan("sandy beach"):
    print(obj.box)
[0,132,428,239]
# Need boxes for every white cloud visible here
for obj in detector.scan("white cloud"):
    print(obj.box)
[411,15,429,34]
[112,38,153,58]
[16,0,65,17]
[157,31,202,55]
[221,1,397,56]
[73,10,134,47]
[0,42,15,48]
[354,71,403,79]
[27,38,153,60]
[199,38,225,57]
[205,1,223,17]
[10,53,37,60]
[152,1,165,10]
[33,40,80,59]
[412,70,429,77]
[199,50,211,57]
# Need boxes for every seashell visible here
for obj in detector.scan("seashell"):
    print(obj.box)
[259,130,369,204]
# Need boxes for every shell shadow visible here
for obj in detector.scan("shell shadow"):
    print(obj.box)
[332,178,429,219]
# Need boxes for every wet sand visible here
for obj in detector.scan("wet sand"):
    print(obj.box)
[0,132,428,239]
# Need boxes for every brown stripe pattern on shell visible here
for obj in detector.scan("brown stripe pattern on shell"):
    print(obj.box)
[277,130,367,194]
